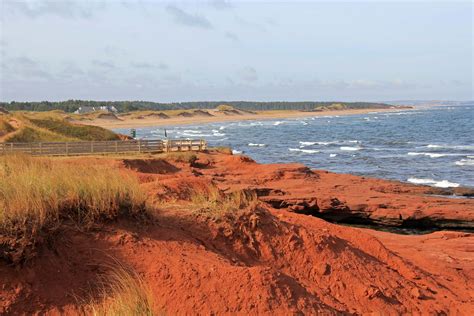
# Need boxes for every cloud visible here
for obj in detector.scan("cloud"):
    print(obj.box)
[57,62,85,80]
[131,62,168,70]
[104,45,127,57]
[238,67,258,82]
[3,1,106,19]
[3,56,52,80]
[224,31,239,42]
[208,0,233,10]
[92,60,116,69]
[234,16,267,32]
[166,5,213,29]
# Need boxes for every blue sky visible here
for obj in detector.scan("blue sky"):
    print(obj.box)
[0,0,472,102]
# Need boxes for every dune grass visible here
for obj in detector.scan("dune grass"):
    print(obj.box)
[29,118,120,141]
[159,151,197,164]
[190,186,258,218]
[87,262,156,316]
[0,155,147,263]
[0,118,15,137]
[1,112,121,143]
[191,186,258,217]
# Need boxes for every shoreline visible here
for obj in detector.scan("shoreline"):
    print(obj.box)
[79,107,406,129]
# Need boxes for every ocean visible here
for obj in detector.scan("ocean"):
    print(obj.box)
[116,104,474,188]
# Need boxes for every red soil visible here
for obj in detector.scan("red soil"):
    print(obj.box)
[1,151,473,314]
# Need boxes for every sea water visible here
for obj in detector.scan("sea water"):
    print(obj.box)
[116,104,474,188]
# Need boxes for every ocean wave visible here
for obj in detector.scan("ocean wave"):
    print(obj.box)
[232,150,242,154]
[289,148,319,154]
[425,144,474,150]
[248,143,266,147]
[180,132,212,137]
[299,141,335,146]
[211,130,226,137]
[455,159,474,166]
[408,152,446,158]
[329,154,337,157]
[273,121,283,126]
[408,152,466,158]
[340,146,362,151]
[213,137,229,142]
[407,178,460,188]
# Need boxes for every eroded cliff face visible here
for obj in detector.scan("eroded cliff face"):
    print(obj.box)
[1,151,473,315]
[178,151,474,230]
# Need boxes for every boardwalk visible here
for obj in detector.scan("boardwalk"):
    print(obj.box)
[0,139,207,156]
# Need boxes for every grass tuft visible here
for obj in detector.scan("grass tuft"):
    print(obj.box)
[190,186,258,218]
[29,118,120,141]
[160,152,197,164]
[86,262,156,316]
[0,155,147,263]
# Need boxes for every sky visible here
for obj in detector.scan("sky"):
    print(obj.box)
[0,0,472,102]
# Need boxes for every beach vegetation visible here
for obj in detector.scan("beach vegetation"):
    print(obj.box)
[0,154,147,263]
[1,100,392,113]
[0,113,121,142]
[216,104,235,111]
[86,262,156,316]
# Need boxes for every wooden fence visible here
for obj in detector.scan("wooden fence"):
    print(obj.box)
[0,139,206,156]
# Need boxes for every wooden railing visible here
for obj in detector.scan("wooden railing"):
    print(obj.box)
[0,139,207,156]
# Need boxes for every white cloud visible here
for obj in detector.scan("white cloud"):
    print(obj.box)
[166,5,213,29]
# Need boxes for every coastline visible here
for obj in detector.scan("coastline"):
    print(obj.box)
[78,107,406,129]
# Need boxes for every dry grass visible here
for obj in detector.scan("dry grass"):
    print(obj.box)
[209,146,233,155]
[0,118,15,137]
[190,186,258,219]
[86,262,156,316]
[1,112,120,142]
[0,154,147,263]
[216,104,234,111]
[159,152,197,164]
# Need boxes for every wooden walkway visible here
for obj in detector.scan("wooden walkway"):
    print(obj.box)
[0,139,207,156]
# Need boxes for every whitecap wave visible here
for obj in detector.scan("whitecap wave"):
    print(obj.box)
[212,131,226,137]
[455,159,474,166]
[299,141,335,146]
[408,152,446,158]
[248,143,266,147]
[407,178,460,188]
[340,146,362,151]
[424,144,474,150]
[273,121,283,126]
[289,148,319,154]
[232,149,242,154]
[329,154,337,157]
[180,132,212,137]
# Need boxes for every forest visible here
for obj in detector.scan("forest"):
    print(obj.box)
[0,100,392,113]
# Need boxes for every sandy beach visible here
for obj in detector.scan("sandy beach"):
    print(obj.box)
[79,108,406,129]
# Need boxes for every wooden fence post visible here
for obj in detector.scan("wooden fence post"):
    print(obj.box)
[138,140,142,153]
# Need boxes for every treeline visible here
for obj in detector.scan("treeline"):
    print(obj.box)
[0,100,391,113]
